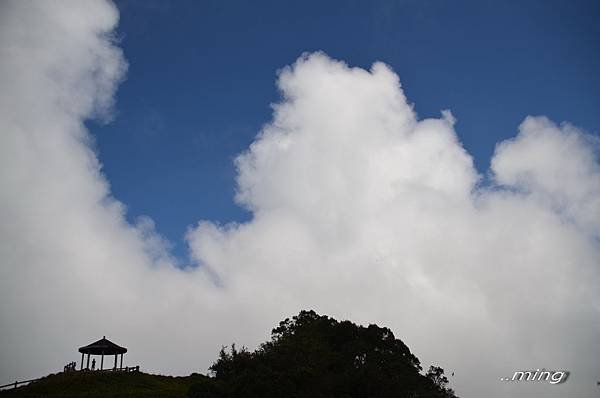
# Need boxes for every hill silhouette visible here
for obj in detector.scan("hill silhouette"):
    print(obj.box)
[2,311,457,397]
[190,310,457,398]
[0,371,205,398]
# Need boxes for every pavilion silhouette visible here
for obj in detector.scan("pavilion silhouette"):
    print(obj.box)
[78,336,127,371]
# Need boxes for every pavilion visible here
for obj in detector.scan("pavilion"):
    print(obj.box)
[78,336,127,371]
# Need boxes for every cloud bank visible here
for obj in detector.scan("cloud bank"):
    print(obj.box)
[0,1,598,397]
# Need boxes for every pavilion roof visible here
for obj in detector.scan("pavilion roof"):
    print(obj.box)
[78,336,127,355]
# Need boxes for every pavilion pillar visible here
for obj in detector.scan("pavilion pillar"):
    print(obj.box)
[120,354,123,370]
[86,354,90,370]
[114,354,117,370]
[101,353,104,370]
[80,352,84,370]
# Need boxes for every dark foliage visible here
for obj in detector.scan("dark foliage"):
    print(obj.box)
[189,310,457,398]
[0,371,204,398]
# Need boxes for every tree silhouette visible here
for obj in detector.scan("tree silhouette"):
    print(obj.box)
[426,365,456,396]
[189,310,457,398]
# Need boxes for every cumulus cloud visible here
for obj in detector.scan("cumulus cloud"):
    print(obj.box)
[0,2,598,398]
[0,0,221,382]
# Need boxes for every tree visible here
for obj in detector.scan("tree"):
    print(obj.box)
[189,310,458,398]
[426,366,457,398]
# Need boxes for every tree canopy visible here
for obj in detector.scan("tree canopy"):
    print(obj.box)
[189,310,457,398]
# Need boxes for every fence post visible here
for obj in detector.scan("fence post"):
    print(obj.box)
[14,381,17,389]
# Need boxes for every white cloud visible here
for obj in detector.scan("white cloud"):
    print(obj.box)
[492,116,600,236]
[0,2,598,397]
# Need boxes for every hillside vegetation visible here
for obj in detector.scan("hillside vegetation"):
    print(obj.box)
[0,371,206,398]
[2,311,457,398]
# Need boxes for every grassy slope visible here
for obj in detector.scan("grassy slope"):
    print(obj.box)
[0,371,205,398]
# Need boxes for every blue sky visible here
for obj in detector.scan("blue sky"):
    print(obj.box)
[94,0,600,260]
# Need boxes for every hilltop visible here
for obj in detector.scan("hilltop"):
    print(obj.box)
[2,311,457,398]
[0,371,206,398]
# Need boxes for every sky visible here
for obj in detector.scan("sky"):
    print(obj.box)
[0,1,599,398]
[99,0,600,259]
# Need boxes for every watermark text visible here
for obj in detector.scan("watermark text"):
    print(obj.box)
[500,369,569,385]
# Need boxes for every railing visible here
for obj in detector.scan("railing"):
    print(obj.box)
[0,366,140,391]
[93,366,140,372]
[0,378,40,391]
